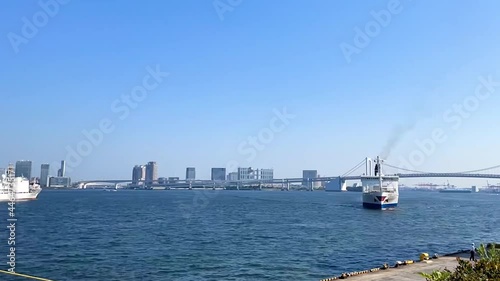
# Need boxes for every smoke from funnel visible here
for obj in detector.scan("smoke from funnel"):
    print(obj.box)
[380,122,417,159]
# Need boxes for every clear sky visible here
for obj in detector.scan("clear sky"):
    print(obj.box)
[1,0,500,185]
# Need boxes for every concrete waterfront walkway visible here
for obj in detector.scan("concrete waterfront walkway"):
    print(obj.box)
[322,252,470,281]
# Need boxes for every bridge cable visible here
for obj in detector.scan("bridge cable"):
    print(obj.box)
[342,160,365,176]
[382,163,429,174]
[342,159,366,177]
[384,162,500,175]
[453,164,500,174]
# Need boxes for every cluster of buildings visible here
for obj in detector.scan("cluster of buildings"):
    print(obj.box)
[5,160,72,188]
[130,162,325,188]
[226,168,274,181]
[131,161,158,185]
[129,163,325,189]
[4,159,324,189]
[130,163,275,186]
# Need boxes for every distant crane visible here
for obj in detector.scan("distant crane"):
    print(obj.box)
[484,181,500,188]
[444,180,456,188]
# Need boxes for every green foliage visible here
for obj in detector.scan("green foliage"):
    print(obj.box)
[420,243,500,281]
[419,270,452,281]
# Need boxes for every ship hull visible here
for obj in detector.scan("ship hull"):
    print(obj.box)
[363,202,398,209]
[362,191,399,210]
[0,189,41,202]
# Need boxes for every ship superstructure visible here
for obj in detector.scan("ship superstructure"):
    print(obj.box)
[0,164,42,201]
[361,156,399,210]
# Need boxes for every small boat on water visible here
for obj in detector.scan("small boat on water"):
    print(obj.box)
[0,165,42,201]
[361,156,399,210]
[346,183,362,192]
[438,188,472,193]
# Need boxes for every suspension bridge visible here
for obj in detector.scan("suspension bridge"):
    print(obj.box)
[331,157,500,191]
[74,157,500,191]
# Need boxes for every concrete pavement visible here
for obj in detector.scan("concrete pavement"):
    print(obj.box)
[321,251,471,281]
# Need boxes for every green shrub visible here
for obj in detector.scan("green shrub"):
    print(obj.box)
[420,244,500,281]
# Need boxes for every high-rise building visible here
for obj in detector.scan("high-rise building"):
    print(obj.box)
[40,164,50,187]
[211,168,226,181]
[132,165,146,185]
[186,167,196,180]
[145,161,158,185]
[57,160,66,177]
[260,169,274,180]
[237,167,254,180]
[227,172,238,181]
[15,160,32,179]
[236,167,273,180]
[302,170,318,187]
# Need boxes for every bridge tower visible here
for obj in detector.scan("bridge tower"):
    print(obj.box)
[365,157,373,176]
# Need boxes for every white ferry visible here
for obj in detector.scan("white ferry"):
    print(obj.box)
[0,165,42,202]
[361,156,399,210]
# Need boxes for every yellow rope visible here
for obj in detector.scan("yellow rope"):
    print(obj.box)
[0,269,54,281]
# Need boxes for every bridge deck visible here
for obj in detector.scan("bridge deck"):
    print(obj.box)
[79,173,500,184]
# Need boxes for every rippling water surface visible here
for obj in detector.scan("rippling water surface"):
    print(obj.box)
[0,190,498,280]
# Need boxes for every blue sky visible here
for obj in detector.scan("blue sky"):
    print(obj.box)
[1,0,500,185]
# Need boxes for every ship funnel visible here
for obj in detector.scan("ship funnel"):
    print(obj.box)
[374,156,382,176]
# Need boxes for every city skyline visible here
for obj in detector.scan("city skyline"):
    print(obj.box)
[3,158,497,189]
[2,1,500,185]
